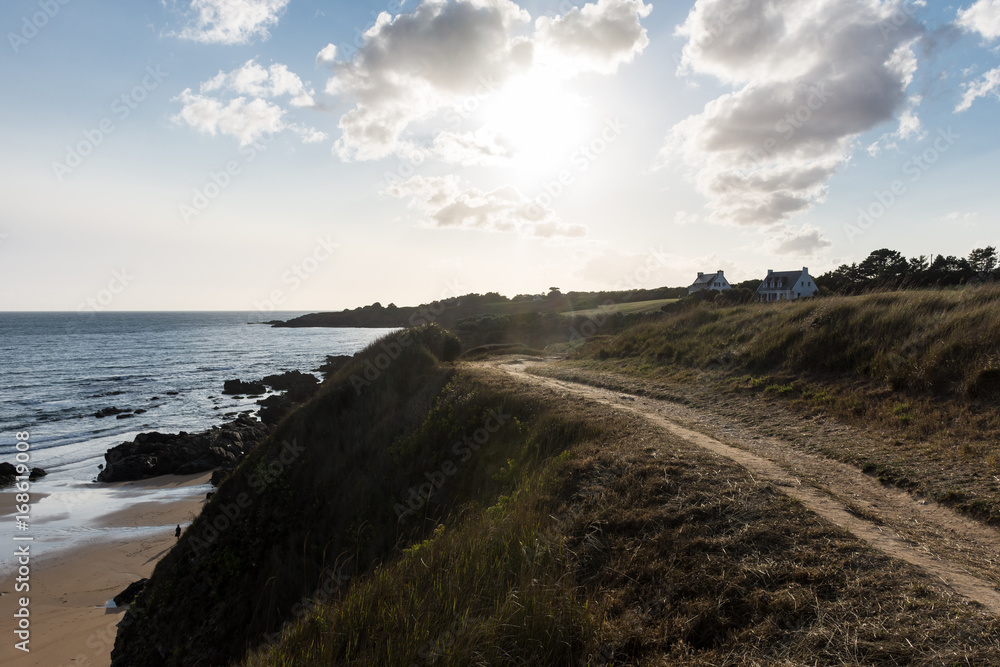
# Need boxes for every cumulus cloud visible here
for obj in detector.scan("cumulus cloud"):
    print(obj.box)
[325,0,533,161]
[383,175,587,238]
[534,0,652,75]
[178,0,289,45]
[663,0,923,230]
[201,60,315,107]
[432,128,513,166]
[767,225,833,256]
[956,65,1000,110]
[174,60,325,145]
[958,0,1000,40]
[324,0,652,161]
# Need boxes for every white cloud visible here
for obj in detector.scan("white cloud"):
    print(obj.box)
[767,225,833,256]
[432,128,513,166]
[383,174,587,238]
[201,60,315,107]
[326,0,533,161]
[316,43,338,66]
[173,92,285,146]
[956,65,1000,111]
[663,0,922,228]
[534,0,652,75]
[958,0,1000,40]
[179,0,290,45]
[325,0,651,161]
[174,60,325,145]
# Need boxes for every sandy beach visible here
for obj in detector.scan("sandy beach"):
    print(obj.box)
[0,473,211,667]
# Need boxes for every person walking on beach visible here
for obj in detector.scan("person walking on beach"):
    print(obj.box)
[175,524,181,540]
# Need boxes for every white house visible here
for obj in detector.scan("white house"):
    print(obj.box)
[688,270,731,295]
[755,268,818,302]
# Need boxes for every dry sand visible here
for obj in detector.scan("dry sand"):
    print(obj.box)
[0,473,211,667]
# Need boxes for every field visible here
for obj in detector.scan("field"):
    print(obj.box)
[562,297,679,317]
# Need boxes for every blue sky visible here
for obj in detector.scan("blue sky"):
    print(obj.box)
[1,0,998,312]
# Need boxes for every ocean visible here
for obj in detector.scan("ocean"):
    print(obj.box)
[0,312,393,571]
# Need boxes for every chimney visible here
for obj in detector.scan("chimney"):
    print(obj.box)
[767,269,773,276]
[697,272,703,277]
[717,270,724,276]
[802,267,808,273]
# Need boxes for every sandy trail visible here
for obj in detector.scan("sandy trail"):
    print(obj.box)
[493,359,1000,616]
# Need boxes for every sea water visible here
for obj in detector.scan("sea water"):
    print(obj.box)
[0,312,392,569]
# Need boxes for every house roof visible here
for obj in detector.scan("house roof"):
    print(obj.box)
[756,270,805,292]
[689,271,723,288]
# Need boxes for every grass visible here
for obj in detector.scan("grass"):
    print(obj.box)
[563,298,679,318]
[111,310,1000,666]
[240,365,1000,666]
[552,286,1000,523]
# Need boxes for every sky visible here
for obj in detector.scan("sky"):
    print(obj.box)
[1,0,998,312]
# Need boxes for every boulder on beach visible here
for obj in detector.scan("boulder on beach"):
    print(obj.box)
[222,379,266,395]
[97,414,269,483]
[0,462,17,487]
[113,578,149,607]
[29,467,46,481]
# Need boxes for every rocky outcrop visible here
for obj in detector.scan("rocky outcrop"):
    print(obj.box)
[222,379,266,395]
[96,407,128,418]
[256,371,322,427]
[97,414,269,483]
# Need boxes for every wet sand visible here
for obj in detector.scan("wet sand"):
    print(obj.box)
[0,472,210,667]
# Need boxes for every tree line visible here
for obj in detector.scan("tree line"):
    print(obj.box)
[818,247,998,294]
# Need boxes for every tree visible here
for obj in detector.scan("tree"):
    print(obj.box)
[857,248,908,285]
[968,246,998,277]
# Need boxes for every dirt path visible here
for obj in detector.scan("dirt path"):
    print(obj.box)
[491,359,1000,616]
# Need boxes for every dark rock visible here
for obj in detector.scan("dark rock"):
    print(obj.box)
[262,370,319,394]
[97,414,269,483]
[256,370,323,426]
[96,407,128,418]
[149,397,159,401]
[28,467,46,481]
[223,379,266,395]
[210,468,230,487]
[0,462,17,487]
[116,413,134,420]
[113,578,148,607]
[165,391,180,396]
[133,409,147,415]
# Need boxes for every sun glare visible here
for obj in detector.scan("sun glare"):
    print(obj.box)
[482,71,593,177]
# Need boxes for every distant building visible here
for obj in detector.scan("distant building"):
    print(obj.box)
[688,270,731,295]
[755,267,818,302]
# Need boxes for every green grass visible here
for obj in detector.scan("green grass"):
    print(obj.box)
[562,298,679,318]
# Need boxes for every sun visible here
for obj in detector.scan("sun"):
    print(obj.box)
[481,71,593,177]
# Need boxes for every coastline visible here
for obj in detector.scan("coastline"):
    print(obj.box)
[0,472,210,667]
